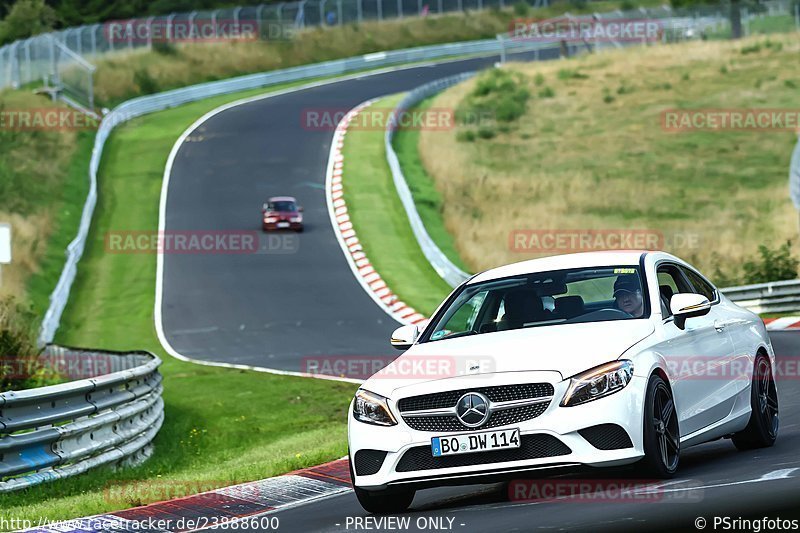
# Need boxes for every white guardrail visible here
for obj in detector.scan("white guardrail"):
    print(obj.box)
[385,72,478,288]
[721,280,800,314]
[0,347,163,493]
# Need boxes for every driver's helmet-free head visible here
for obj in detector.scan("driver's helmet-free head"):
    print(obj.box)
[613,274,641,298]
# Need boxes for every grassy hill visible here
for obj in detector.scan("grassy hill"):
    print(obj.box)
[419,34,800,285]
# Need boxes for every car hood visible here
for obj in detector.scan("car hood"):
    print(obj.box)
[363,319,655,397]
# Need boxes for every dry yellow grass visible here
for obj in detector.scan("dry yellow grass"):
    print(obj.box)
[0,90,79,304]
[0,211,51,300]
[419,34,800,281]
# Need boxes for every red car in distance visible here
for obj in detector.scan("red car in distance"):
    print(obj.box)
[262,196,304,232]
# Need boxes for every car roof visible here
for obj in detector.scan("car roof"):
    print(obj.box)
[268,196,297,202]
[468,250,652,284]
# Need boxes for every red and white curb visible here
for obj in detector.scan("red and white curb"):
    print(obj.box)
[764,317,800,331]
[325,99,427,327]
[23,459,352,532]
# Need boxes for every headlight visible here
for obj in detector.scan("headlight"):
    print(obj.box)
[291,216,302,223]
[353,389,397,426]
[561,360,634,407]
[264,217,278,223]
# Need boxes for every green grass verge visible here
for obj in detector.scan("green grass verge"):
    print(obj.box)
[342,95,455,316]
[25,132,94,318]
[0,81,359,525]
[392,97,471,274]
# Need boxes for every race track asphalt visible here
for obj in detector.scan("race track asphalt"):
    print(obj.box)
[160,50,556,373]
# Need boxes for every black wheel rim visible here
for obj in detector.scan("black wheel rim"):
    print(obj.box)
[653,383,680,471]
[756,358,779,439]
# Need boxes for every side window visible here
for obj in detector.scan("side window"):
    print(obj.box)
[680,266,717,303]
[433,291,487,339]
[656,264,693,317]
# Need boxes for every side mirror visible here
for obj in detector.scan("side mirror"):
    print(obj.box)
[298,206,304,212]
[390,325,418,350]
[670,293,711,330]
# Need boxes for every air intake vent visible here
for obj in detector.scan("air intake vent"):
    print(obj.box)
[354,449,388,476]
[578,424,633,450]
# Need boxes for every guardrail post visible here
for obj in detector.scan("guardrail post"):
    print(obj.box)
[497,35,505,63]
[167,14,176,42]
[378,0,383,20]
[212,10,219,39]
[397,0,403,18]
[127,22,134,49]
[437,0,443,13]
[357,0,363,22]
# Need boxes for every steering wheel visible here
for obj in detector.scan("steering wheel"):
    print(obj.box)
[599,308,633,318]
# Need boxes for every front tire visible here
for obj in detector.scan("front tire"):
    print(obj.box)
[732,354,778,450]
[349,454,415,514]
[354,486,415,515]
[640,374,680,478]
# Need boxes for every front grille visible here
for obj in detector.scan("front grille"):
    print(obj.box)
[397,383,554,413]
[578,424,633,450]
[403,402,549,432]
[395,434,571,472]
[354,450,388,476]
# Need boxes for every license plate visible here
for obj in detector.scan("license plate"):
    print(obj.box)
[277,222,290,228]
[431,428,520,457]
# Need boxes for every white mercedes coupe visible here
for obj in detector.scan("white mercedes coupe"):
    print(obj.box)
[348,251,779,514]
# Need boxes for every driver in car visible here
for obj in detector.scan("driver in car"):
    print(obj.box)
[613,274,644,317]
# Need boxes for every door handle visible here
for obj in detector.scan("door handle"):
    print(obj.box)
[714,320,726,332]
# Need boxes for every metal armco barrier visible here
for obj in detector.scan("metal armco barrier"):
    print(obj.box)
[0,346,163,493]
[384,71,481,288]
[722,280,800,314]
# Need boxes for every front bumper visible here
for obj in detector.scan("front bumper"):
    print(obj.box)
[348,374,647,490]
[262,221,303,231]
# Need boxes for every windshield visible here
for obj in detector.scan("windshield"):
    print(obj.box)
[423,266,649,343]
[269,201,297,212]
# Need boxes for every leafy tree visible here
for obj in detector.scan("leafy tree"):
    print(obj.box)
[0,0,57,43]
